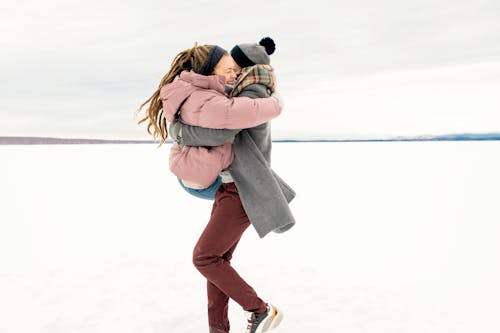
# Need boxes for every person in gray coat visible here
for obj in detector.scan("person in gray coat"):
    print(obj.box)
[170,37,294,333]
[170,37,296,238]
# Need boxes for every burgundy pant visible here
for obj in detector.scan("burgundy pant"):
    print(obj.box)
[193,182,267,333]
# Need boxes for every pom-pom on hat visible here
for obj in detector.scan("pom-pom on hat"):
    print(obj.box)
[230,37,276,68]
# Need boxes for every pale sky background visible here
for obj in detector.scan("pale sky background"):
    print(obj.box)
[1,0,500,140]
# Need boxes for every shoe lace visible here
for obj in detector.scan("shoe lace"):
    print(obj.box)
[246,314,257,332]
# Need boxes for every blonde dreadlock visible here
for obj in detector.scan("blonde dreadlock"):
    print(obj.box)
[135,43,214,146]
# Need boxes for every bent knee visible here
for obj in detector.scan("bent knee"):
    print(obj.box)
[192,247,214,269]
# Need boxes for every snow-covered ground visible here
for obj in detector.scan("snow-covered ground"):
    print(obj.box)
[1,142,500,332]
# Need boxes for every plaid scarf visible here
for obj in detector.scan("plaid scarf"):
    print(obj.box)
[230,64,276,97]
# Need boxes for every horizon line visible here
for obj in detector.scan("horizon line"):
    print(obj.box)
[1,133,500,145]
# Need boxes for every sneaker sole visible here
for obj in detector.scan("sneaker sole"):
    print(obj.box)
[265,306,284,332]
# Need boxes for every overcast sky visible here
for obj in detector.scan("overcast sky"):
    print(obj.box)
[1,0,499,139]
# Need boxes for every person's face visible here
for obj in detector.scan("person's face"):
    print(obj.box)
[213,55,237,84]
[233,61,242,73]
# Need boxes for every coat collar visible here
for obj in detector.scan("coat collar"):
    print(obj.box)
[178,70,226,94]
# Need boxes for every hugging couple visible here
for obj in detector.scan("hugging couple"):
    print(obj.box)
[137,37,296,333]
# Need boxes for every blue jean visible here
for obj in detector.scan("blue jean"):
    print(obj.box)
[177,176,222,200]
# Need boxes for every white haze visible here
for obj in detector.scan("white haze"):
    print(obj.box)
[1,0,500,139]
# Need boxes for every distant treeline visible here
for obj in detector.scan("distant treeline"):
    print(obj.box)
[0,137,152,145]
[276,133,500,143]
[1,133,500,145]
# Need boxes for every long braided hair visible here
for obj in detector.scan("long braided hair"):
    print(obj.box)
[135,43,214,145]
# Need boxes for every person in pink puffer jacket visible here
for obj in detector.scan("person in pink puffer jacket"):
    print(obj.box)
[161,49,280,190]
[169,37,281,201]
[135,43,282,333]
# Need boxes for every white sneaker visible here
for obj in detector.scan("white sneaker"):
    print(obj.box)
[245,304,283,333]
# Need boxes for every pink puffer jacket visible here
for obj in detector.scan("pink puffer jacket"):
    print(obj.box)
[160,71,281,188]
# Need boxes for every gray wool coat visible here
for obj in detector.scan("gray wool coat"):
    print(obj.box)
[173,84,296,238]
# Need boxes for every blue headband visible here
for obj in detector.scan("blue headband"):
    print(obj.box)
[199,45,226,75]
